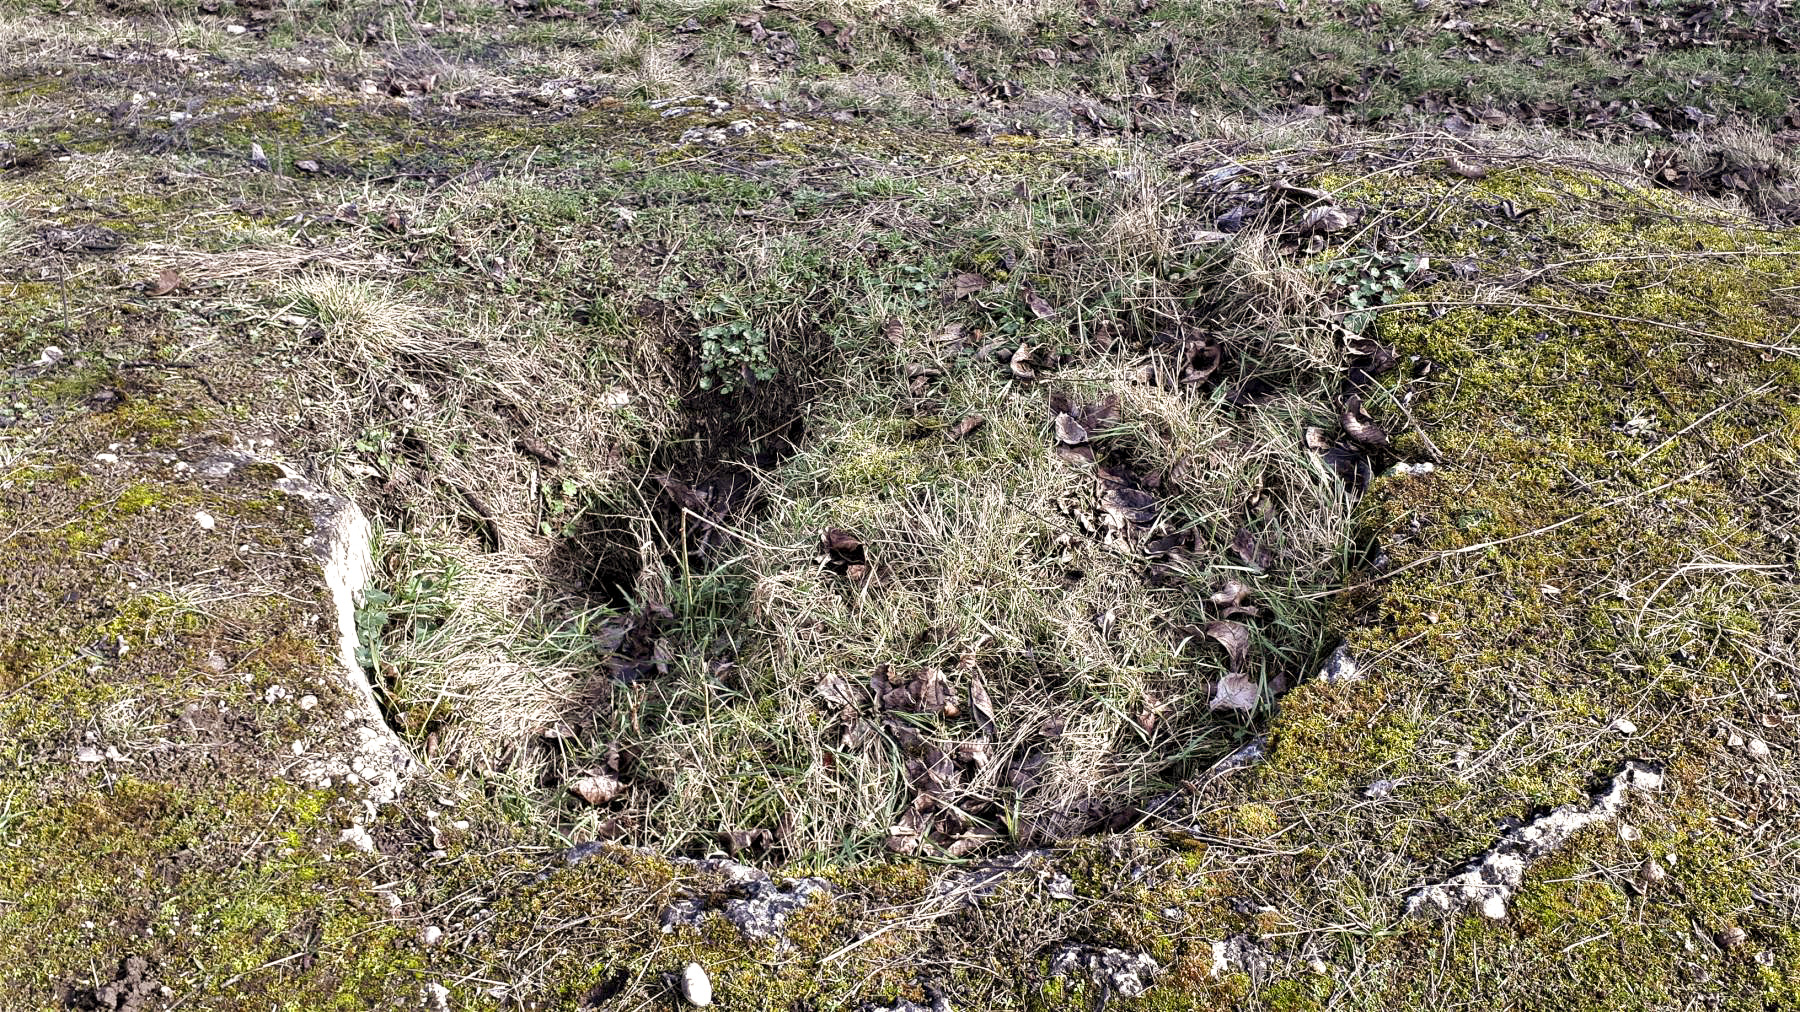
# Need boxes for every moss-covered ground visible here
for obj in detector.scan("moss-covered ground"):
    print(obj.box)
[1,2,1796,1010]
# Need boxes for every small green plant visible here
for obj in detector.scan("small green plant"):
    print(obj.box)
[1312,250,1427,334]
[693,296,775,393]
[354,536,463,674]
[539,475,585,537]
[353,425,397,475]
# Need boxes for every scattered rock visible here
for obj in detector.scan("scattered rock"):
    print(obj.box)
[928,849,1060,908]
[1049,944,1159,998]
[1407,761,1663,919]
[1364,778,1402,799]
[338,823,377,854]
[1208,935,1272,979]
[681,962,713,1007]
[193,510,216,531]
[618,851,832,941]
[1316,643,1361,684]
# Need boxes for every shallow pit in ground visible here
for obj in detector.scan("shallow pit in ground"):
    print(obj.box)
[360,280,1377,862]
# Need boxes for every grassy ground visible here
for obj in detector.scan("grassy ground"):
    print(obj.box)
[1,1,1797,1009]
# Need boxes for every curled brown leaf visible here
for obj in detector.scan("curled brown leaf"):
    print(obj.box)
[1053,412,1088,445]
[1209,672,1261,713]
[1341,394,1389,448]
[569,772,625,806]
[1204,620,1251,671]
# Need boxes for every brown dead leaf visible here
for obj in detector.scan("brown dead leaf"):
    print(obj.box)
[148,266,185,293]
[947,414,986,441]
[951,272,987,299]
[1444,154,1488,179]
[906,363,943,398]
[1100,486,1155,528]
[1179,338,1222,387]
[515,436,561,467]
[1023,289,1057,320]
[1209,579,1257,618]
[1204,620,1251,671]
[955,740,990,767]
[1231,527,1273,571]
[886,795,934,853]
[919,668,952,715]
[1134,689,1163,734]
[1275,181,1332,204]
[150,268,184,297]
[943,828,997,857]
[1341,394,1389,448]
[820,527,868,580]
[1209,672,1261,713]
[1053,413,1089,445]
[1009,344,1041,381]
[818,672,860,708]
[968,672,996,736]
[569,772,625,806]
[1299,205,1353,235]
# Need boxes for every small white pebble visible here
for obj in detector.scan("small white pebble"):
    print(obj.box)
[338,824,376,853]
[682,963,713,1007]
[225,23,247,33]
[298,694,318,710]
[419,925,443,947]
[1609,717,1638,735]
[1746,737,1771,758]
[76,746,104,763]
[1363,778,1402,799]
[289,740,306,756]
[1618,823,1641,842]
[94,453,119,465]
[1478,895,1508,920]
[194,510,216,530]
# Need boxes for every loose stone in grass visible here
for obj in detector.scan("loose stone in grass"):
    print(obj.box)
[681,963,712,1007]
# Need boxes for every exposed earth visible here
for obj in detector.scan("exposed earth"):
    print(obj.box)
[1,1,1797,1009]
